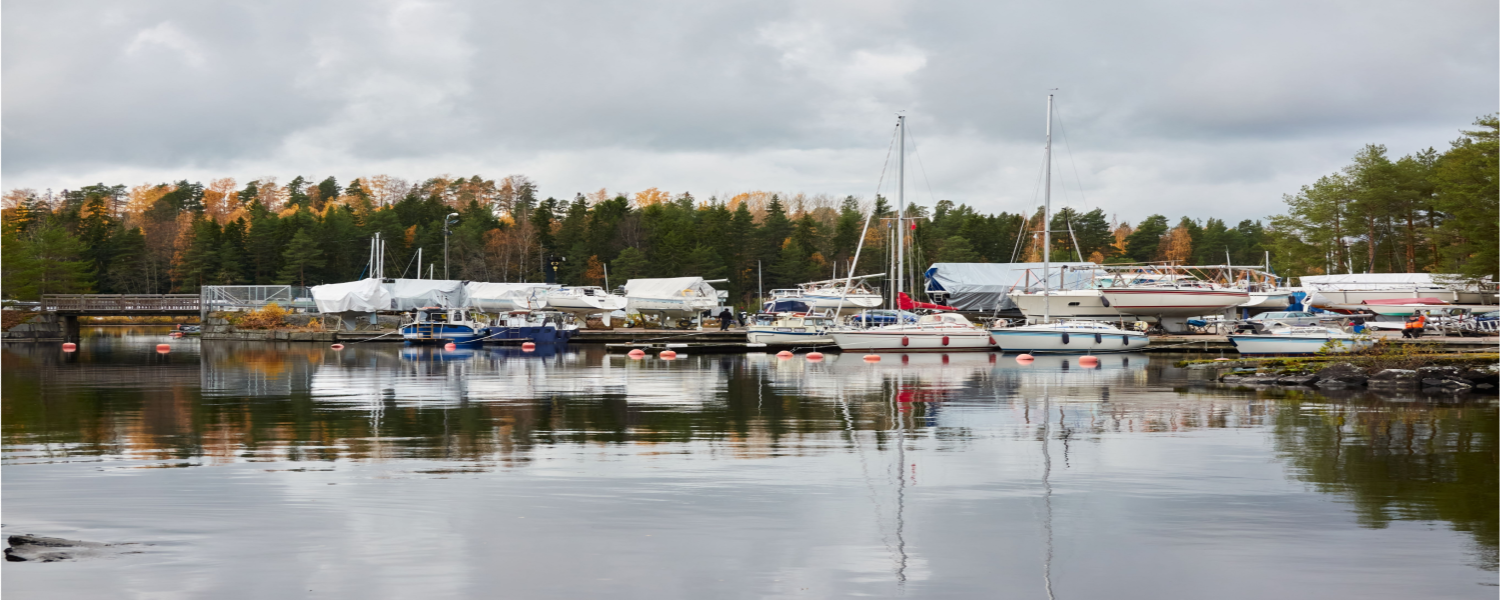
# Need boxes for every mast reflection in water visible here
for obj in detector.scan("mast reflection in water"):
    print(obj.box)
[2,331,1494,599]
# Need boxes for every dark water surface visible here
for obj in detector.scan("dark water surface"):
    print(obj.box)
[3,328,1496,598]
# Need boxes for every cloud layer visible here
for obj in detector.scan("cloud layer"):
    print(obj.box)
[3,0,1495,221]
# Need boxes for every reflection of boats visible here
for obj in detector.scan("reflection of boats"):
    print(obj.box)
[770,274,884,314]
[622,277,726,325]
[1228,325,1373,356]
[989,320,1148,354]
[543,286,627,324]
[830,313,994,352]
[401,307,490,343]
[483,310,578,344]
[400,345,478,361]
[745,313,837,345]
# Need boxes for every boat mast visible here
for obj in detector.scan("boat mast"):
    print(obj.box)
[896,115,906,305]
[1043,94,1053,323]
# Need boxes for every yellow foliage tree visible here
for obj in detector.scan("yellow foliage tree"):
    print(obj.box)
[203,178,238,222]
[1161,225,1193,263]
[633,188,671,207]
[583,255,605,286]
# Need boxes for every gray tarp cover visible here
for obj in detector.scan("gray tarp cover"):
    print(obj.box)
[924,262,1100,311]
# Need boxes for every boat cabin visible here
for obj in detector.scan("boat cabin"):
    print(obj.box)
[916,313,974,327]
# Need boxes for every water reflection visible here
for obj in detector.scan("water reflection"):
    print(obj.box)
[2,335,1496,598]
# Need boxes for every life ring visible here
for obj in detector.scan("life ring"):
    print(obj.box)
[902,336,910,347]
[942,336,950,346]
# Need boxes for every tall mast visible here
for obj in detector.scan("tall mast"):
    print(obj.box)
[896,115,906,304]
[1043,94,1053,323]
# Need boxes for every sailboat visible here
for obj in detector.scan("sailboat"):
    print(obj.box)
[830,115,995,353]
[988,94,1148,354]
[543,286,627,325]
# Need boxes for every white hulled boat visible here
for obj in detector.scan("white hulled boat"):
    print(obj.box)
[401,307,492,344]
[746,313,837,345]
[1099,282,1248,332]
[986,94,1150,353]
[1228,325,1373,356]
[622,277,727,326]
[544,286,627,325]
[770,274,885,314]
[830,312,996,352]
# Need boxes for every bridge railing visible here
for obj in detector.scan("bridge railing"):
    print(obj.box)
[201,285,315,313]
[41,294,202,313]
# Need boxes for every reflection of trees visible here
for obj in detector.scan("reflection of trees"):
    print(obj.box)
[1271,395,1497,570]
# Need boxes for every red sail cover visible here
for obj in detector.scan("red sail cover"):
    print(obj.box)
[897,292,957,311]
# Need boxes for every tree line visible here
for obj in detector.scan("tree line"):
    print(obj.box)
[2,115,1492,305]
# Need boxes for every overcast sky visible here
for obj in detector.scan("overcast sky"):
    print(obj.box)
[3,0,1495,222]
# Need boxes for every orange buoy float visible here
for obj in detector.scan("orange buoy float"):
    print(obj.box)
[444,342,457,350]
[1079,355,1100,367]
[806,352,824,361]
[331,343,345,350]
[521,342,537,351]
[62,342,77,352]
[627,348,646,359]
[156,344,171,353]
[863,354,881,362]
[776,350,793,359]
[659,350,678,360]
[1016,353,1034,363]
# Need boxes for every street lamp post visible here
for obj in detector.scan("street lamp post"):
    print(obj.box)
[443,213,459,279]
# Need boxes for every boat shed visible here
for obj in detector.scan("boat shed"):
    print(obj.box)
[923,262,1101,312]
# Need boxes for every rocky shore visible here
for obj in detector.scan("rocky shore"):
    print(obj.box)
[1211,360,1498,392]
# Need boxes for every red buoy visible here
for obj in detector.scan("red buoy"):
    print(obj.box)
[659,350,678,360]
[444,342,457,350]
[1016,353,1035,363]
[521,342,537,351]
[806,352,824,361]
[776,350,793,359]
[62,342,77,352]
[628,349,646,359]
[331,343,345,350]
[1079,355,1100,367]
[156,344,171,353]
[863,354,881,362]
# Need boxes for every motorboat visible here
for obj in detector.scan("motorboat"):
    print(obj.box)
[622,277,727,326]
[770,275,884,314]
[1228,325,1374,356]
[989,320,1148,354]
[544,286,627,325]
[1099,282,1249,332]
[401,307,491,344]
[1351,297,1450,316]
[745,313,838,345]
[829,312,995,352]
[483,310,579,344]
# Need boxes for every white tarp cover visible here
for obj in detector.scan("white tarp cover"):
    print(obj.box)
[623,277,720,300]
[924,262,1101,312]
[311,278,394,313]
[385,279,467,310]
[465,282,557,311]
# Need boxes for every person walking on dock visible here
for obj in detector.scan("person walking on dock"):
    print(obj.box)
[718,307,735,331]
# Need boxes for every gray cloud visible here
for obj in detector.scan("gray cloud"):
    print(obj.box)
[3,0,1494,222]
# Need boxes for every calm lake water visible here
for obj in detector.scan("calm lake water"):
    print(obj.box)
[3,327,1496,599]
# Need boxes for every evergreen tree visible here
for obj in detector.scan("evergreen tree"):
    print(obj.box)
[1123,215,1169,261]
[107,227,150,294]
[278,228,327,287]
[215,218,249,284]
[1432,115,1498,280]
[937,236,980,263]
[2,223,93,299]
[610,247,649,282]
[315,177,341,210]
[287,176,310,209]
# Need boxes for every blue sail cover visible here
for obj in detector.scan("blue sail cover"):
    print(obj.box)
[761,299,814,314]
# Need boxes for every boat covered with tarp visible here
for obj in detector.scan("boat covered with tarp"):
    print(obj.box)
[923,262,1101,312]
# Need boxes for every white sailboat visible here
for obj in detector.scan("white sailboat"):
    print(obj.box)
[769,273,885,314]
[987,94,1147,354]
[622,277,727,326]
[829,115,994,353]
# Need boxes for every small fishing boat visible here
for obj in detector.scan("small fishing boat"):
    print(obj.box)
[401,307,491,344]
[745,313,838,345]
[483,310,579,344]
[989,320,1148,354]
[544,286,627,325]
[1228,325,1373,356]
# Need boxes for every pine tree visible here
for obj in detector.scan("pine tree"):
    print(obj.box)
[278,228,326,287]
[937,236,979,263]
[610,247,648,282]
[4,224,93,299]
[107,227,150,294]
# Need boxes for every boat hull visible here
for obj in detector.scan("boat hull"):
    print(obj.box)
[1010,290,1136,320]
[483,325,576,344]
[546,296,627,314]
[745,330,835,345]
[988,328,1149,353]
[1227,334,1374,356]
[401,324,484,344]
[1100,288,1250,317]
[799,294,883,313]
[626,298,719,319]
[829,329,995,352]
